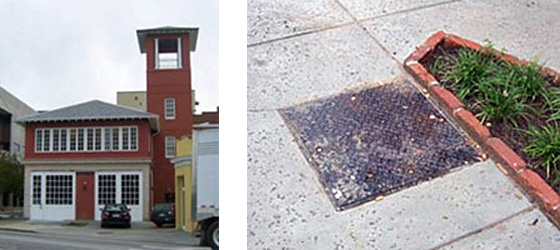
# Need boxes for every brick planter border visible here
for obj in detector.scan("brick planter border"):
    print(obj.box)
[404,31,560,226]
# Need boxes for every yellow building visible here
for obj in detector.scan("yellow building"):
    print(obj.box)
[116,91,147,111]
[117,90,197,113]
[172,135,197,232]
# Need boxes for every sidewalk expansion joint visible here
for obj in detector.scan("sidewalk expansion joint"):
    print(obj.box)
[430,205,537,250]
[247,21,355,48]
[354,0,463,24]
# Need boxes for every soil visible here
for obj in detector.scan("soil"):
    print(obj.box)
[420,42,558,192]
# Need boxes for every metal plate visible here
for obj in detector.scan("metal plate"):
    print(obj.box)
[281,80,480,211]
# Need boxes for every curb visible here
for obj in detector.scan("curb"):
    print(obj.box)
[404,31,560,227]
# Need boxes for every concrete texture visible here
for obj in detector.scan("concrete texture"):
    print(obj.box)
[247,111,553,249]
[247,0,353,45]
[248,24,400,111]
[247,0,560,248]
[358,0,560,69]
[441,208,560,249]
[337,0,457,20]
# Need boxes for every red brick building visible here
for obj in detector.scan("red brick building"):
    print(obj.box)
[137,27,198,204]
[19,101,159,221]
[19,26,198,221]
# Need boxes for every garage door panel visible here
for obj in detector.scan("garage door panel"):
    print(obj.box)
[30,172,75,221]
[95,172,142,221]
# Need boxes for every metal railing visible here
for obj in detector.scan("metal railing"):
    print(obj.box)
[158,58,180,69]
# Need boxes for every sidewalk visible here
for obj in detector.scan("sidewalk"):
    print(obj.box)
[247,0,560,249]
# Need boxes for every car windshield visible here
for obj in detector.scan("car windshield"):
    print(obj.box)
[105,204,126,212]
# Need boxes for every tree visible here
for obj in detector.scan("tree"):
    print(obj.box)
[0,151,24,210]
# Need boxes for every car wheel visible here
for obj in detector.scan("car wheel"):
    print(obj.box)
[156,222,162,227]
[101,223,106,228]
[127,222,131,228]
[205,220,219,249]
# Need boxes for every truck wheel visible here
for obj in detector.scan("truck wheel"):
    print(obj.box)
[205,220,219,249]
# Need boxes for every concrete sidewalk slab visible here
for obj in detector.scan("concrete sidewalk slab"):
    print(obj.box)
[248,24,400,111]
[337,0,456,20]
[356,0,560,69]
[247,110,539,249]
[441,208,560,249]
[247,0,353,45]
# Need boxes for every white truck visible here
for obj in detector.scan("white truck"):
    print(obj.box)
[192,124,219,249]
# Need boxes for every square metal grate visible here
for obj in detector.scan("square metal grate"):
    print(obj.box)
[281,79,481,211]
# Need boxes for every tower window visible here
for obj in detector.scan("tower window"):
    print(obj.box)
[165,98,176,120]
[155,37,182,69]
[165,136,176,158]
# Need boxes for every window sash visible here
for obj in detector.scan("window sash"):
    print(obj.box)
[165,98,175,119]
[165,136,175,158]
[35,126,139,153]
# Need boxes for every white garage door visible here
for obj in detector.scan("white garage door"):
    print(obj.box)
[30,172,75,221]
[94,172,142,221]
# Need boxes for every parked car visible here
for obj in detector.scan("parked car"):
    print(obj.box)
[100,204,131,228]
[151,203,175,227]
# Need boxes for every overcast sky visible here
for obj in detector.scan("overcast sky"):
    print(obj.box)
[0,0,218,114]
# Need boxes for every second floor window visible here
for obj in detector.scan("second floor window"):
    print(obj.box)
[165,98,176,120]
[35,126,138,153]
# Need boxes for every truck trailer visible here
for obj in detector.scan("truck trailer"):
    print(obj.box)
[192,124,219,249]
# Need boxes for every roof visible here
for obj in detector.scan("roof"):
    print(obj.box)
[194,111,219,125]
[136,26,199,53]
[17,100,160,132]
[194,123,219,129]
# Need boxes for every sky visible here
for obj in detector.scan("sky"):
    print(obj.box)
[0,0,218,114]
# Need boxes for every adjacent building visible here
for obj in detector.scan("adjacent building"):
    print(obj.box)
[172,135,195,232]
[0,86,35,155]
[0,86,35,208]
[173,110,219,233]
[117,90,198,113]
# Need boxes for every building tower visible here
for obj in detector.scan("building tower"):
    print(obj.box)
[137,26,199,204]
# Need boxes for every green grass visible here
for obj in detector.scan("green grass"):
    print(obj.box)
[430,43,560,190]
[524,125,560,187]
[473,79,529,126]
[432,45,548,126]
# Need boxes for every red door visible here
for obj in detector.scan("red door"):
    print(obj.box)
[76,172,94,220]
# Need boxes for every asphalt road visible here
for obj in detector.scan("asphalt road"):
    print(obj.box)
[0,230,210,250]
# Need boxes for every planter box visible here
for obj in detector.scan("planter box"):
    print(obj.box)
[404,31,560,226]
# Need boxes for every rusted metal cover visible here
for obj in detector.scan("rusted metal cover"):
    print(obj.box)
[281,80,480,211]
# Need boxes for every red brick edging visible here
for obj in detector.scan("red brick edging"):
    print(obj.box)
[404,31,560,225]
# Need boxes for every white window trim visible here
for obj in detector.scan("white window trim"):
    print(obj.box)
[165,136,176,158]
[177,37,182,69]
[165,98,176,120]
[34,126,139,153]
[154,38,159,69]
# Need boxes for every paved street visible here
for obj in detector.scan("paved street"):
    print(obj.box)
[0,230,208,250]
[248,0,560,249]
[0,220,205,250]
